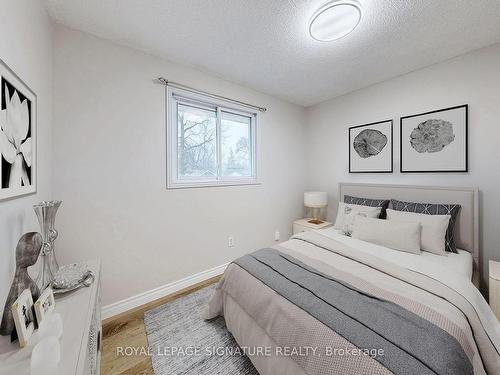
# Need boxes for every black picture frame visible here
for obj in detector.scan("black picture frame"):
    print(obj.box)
[349,120,393,173]
[400,104,468,173]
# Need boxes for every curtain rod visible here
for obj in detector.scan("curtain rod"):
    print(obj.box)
[154,77,267,113]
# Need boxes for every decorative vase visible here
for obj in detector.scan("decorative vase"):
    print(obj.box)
[33,201,62,290]
[48,201,62,274]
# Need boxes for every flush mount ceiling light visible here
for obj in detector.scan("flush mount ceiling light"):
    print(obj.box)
[309,1,362,42]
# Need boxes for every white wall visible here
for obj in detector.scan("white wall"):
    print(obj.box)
[52,26,307,307]
[305,44,500,288]
[0,1,53,314]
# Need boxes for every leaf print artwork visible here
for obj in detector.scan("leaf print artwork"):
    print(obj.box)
[1,81,32,188]
[0,60,37,201]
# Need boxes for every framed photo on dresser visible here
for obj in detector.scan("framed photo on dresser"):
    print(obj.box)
[400,105,468,173]
[349,120,393,173]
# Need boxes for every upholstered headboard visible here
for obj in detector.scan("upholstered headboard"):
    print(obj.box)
[339,183,479,270]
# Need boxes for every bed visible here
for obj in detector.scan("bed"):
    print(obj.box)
[206,183,500,375]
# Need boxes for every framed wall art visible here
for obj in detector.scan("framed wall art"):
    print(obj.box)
[0,58,37,201]
[349,120,393,173]
[400,105,468,173]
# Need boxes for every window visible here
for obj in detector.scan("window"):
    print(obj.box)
[167,87,259,188]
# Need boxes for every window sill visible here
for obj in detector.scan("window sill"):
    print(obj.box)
[167,179,262,189]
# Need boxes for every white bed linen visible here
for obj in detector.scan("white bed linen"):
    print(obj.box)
[294,228,500,352]
[319,227,473,280]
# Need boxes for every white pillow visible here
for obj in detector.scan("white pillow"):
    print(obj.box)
[386,209,450,255]
[351,217,422,254]
[334,202,382,236]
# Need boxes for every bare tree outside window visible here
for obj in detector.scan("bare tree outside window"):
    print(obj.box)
[177,105,252,179]
[168,88,258,188]
[177,104,217,178]
[221,111,252,177]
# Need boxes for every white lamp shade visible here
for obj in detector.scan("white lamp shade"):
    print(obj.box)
[304,191,328,208]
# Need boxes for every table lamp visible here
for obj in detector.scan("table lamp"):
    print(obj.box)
[304,191,328,224]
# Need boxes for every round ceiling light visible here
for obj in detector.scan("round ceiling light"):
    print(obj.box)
[309,1,362,42]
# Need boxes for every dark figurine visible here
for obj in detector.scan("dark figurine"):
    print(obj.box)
[0,232,42,337]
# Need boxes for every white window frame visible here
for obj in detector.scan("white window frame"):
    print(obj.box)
[166,86,260,189]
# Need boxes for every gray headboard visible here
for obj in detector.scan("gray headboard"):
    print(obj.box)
[339,183,479,270]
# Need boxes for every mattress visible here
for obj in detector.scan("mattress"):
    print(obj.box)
[319,227,473,280]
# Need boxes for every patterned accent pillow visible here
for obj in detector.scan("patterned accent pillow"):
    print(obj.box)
[341,206,370,237]
[344,195,390,219]
[389,199,461,253]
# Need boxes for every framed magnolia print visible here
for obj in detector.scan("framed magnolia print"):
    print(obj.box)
[0,58,37,201]
[349,120,393,173]
[11,289,35,347]
[400,105,468,173]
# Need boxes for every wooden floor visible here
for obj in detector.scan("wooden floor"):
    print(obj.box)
[100,275,222,375]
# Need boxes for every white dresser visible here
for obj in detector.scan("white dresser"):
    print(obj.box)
[0,259,102,375]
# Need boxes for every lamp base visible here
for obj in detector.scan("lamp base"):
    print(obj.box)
[307,206,325,225]
[307,218,324,225]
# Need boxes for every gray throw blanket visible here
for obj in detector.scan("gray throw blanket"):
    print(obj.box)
[234,248,473,375]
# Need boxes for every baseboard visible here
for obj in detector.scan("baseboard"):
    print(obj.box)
[101,263,228,320]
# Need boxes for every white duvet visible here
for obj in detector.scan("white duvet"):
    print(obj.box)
[312,227,500,351]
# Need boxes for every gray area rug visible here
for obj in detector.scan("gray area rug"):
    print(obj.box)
[144,284,258,375]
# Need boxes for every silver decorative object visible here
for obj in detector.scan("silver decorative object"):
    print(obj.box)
[51,263,94,294]
[33,200,62,290]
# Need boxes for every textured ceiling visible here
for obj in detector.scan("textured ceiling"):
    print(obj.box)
[44,0,500,106]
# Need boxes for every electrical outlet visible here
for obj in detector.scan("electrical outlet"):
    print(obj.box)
[228,237,235,247]
[274,231,280,241]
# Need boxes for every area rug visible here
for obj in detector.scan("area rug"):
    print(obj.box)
[144,284,258,375]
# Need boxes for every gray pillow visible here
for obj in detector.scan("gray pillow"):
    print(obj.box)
[344,195,390,219]
[389,199,461,253]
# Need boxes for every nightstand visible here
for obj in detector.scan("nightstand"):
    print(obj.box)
[489,260,500,321]
[293,218,333,235]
